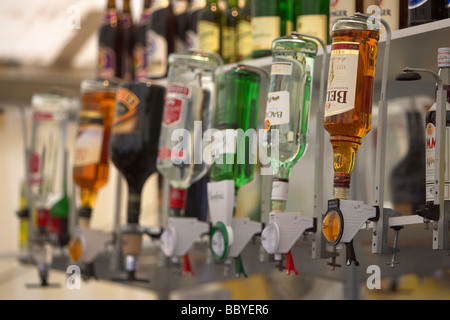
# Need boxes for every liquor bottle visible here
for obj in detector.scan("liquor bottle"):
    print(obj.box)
[390,108,425,215]
[329,0,363,34]
[184,175,209,221]
[294,0,330,45]
[363,0,409,31]
[186,0,206,51]
[210,65,262,190]
[424,48,450,206]
[222,0,240,63]
[280,0,294,34]
[263,35,318,211]
[147,0,177,78]
[98,0,122,79]
[323,15,380,200]
[110,81,166,225]
[251,0,281,59]
[29,94,69,237]
[119,0,135,81]
[173,0,190,53]
[198,0,224,57]
[408,0,446,26]
[73,79,118,227]
[134,0,152,81]
[237,0,252,60]
[157,51,222,216]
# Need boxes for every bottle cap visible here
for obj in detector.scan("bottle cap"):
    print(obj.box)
[438,48,450,68]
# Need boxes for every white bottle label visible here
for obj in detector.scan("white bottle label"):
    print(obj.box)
[251,16,280,51]
[296,14,327,45]
[271,180,289,201]
[74,126,104,167]
[146,29,168,78]
[265,91,290,127]
[325,42,359,117]
[271,62,293,76]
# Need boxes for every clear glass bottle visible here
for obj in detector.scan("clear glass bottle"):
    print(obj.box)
[323,15,380,200]
[156,51,222,216]
[263,34,318,212]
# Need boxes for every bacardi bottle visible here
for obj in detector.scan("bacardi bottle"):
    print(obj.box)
[323,15,380,200]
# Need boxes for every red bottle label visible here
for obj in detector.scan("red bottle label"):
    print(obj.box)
[170,188,187,209]
[163,97,183,126]
[47,217,61,236]
[37,208,50,227]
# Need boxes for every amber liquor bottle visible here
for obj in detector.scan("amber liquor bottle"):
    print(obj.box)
[323,15,380,199]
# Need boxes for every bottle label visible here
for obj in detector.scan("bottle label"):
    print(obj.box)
[222,26,236,61]
[271,179,289,201]
[152,0,170,11]
[408,0,428,9]
[170,187,187,209]
[438,48,450,68]
[33,111,54,121]
[425,106,450,201]
[74,112,104,167]
[190,0,206,11]
[325,42,359,117]
[237,20,252,59]
[296,15,327,45]
[29,151,43,186]
[98,44,116,79]
[251,16,280,51]
[271,62,293,76]
[198,21,220,53]
[133,43,147,81]
[112,88,141,134]
[265,91,290,127]
[146,29,168,78]
[162,83,191,126]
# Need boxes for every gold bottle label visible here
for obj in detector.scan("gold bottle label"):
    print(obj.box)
[296,14,327,45]
[325,42,360,117]
[198,21,220,53]
[251,16,280,51]
[237,20,252,59]
[222,25,236,61]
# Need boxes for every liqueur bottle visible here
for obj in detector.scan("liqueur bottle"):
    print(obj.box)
[134,0,152,81]
[73,79,118,227]
[294,0,330,45]
[237,0,252,60]
[119,0,135,81]
[323,15,380,200]
[98,0,122,79]
[408,0,446,26]
[186,0,207,51]
[424,48,450,207]
[147,0,177,78]
[263,35,318,212]
[198,0,224,57]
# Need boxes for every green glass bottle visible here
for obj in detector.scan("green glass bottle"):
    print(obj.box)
[263,34,318,212]
[198,0,225,56]
[294,0,330,45]
[222,0,239,63]
[237,0,252,61]
[210,65,261,191]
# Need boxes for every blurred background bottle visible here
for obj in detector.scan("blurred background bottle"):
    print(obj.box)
[222,0,240,63]
[133,0,152,81]
[251,0,281,59]
[98,0,122,79]
[147,0,177,79]
[173,0,190,53]
[119,0,135,81]
[408,0,446,26]
[294,0,330,45]
[186,0,206,51]
[237,0,252,60]
[329,0,363,34]
[198,0,224,57]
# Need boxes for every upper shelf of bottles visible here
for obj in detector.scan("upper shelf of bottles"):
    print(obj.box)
[241,18,450,94]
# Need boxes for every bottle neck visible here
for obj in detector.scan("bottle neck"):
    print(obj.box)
[107,0,116,9]
[123,0,131,12]
[144,0,152,9]
[228,0,238,8]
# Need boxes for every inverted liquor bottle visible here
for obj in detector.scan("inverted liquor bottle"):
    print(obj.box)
[29,94,69,238]
[110,81,166,225]
[98,0,122,79]
[263,34,318,211]
[210,65,262,191]
[323,15,380,200]
[157,51,222,216]
[73,79,118,227]
[133,0,152,81]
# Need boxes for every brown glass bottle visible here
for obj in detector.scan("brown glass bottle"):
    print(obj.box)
[73,80,118,226]
[98,0,122,79]
[134,0,152,81]
[120,0,135,81]
[323,16,380,199]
